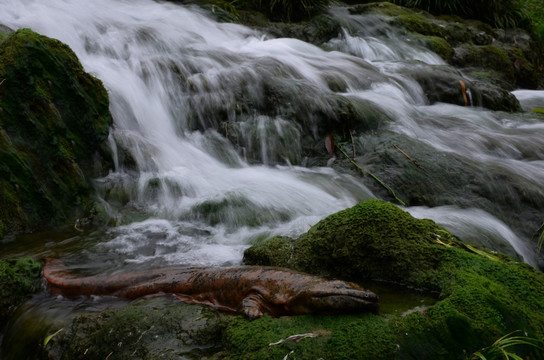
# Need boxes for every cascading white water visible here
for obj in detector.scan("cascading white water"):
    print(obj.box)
[1,0,542,269]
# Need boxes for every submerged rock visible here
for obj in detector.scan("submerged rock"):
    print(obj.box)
[243,199,544,359]
[0,29,113,237]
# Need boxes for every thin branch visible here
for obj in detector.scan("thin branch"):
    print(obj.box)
[349,130,356,160]
[338,145,406,206]
[269,333,319,347]
[393,145,425,171]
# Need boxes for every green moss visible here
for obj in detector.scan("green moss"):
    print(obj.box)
[453,44,515,84]
[243,235,295,267]
[418,35,454,61]
[349,3,444,37]
[0,29,113,235]
[242,199,544,359]
[505,46,538,88]
[247,199,448,286]
[0,257,42,323]
[393,14,445,37]
[222,313,396,360]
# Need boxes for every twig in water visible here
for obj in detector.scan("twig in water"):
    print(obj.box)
[349,130,356,160]
[393,145,425,171]
[338,145,406,206]
[269,333,319,347]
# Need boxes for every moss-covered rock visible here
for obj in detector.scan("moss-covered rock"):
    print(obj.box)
[0,29,113,237]
[416,35,454,62]
[245,199,455,286]
[453,44,515,85]
[0,257,42,324]
[243,199,544,359]
[347,2,542,92]
[254,14,343,46]
[44,297,225,360]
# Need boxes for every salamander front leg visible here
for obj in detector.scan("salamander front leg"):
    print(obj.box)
[240,294,264,320]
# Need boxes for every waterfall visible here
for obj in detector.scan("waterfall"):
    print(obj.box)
[1,0,542,268]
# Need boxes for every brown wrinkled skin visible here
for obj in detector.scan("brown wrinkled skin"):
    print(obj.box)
[43,258,379,319]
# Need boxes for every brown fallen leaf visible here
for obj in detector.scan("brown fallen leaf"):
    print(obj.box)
[459,80,468,106]
[325,134,335,156]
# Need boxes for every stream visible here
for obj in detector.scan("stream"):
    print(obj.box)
[1,0,543,357]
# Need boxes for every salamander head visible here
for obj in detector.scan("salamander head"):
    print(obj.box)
[287,280,379,315]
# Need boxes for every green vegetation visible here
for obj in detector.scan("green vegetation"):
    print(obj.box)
[388,0,543,54]
[0,29,113,237]
[520,0,544,43]
[391,0,529,29]
[469,331,544,360]
[0,258,42,324]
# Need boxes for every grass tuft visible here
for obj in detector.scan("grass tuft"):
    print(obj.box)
[469,330,544,360]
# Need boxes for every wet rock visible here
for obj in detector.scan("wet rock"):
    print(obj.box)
[396,63,471,106]
[258,14,343,45]
[338,131,541,242]
[471,78,523,112]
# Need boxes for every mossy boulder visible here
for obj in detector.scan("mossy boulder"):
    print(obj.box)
[0,29,113,237]
[452,45,515,85]
[44,297,225,360]
[0,257,42,324]
[244,199,456,286]
[416,35,454,62]
[243,199,544,359]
